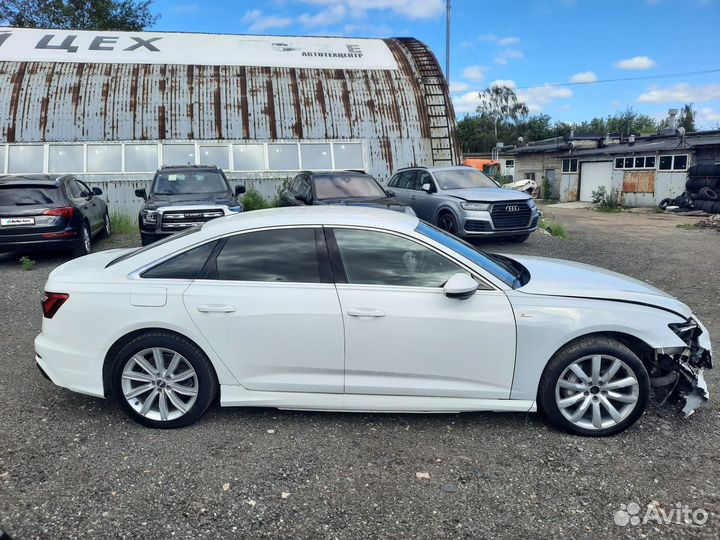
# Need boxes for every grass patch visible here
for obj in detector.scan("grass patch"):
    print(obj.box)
[540,217,570,239]
[591,185,622,211]
[110,213,136,234]
[594,206,623,213]
[19,255,36,270]
[676,223,698,230]
[241,187,277,211]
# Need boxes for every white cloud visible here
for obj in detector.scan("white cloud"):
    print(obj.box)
[452,91,483,114]
[299,0,444,20]
[498,36,520,46]
[494,57,508,65]
[636,83,720,103]
[477,33,497,41]
[450,81,470,92]
[242,10,293,32]
[490,79,517,88]
[461,65,486,83]
[495,49,524,64]
[569,71,597,83]
[170,3,200,14]
[611,99,622,108]
[518,84,573,113]
[298,5,347,27]
[696,107,720,128]
[615,56,657,70]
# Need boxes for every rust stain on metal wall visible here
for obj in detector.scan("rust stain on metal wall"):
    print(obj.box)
[623,171,655,193]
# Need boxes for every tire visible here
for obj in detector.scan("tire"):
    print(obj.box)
[697,187,718,201]
[110,331,218,429]
[102,211,111,237]
[711,201,720,214]
[695,199,716,212]
[658,198,672,210]
[687,164,720,178]
[72,222,91,257]
[510,233,530,243]
[538,337,650,436]
[437,211,458,236]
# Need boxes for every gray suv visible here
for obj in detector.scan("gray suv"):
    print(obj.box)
[388,165,539,242]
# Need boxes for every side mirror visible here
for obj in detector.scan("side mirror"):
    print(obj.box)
[235,185,246,196]
[295,193,310,204]
[443,273,478,300]
[92,187,103,196]
[385,189,395,197]
[135,188,147,200]
[421,183,433,193]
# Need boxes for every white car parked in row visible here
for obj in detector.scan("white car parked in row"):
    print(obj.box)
[35,207,712,436]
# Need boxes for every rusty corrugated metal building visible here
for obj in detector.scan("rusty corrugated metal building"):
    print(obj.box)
[0,27,459,214]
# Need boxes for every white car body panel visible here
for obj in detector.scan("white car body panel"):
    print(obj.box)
[337,284,516,398]
[34,207,711,417]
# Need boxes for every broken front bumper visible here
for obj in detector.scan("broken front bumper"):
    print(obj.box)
[653,318,712,417]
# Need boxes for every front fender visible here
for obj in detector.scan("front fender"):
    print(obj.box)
[506,292,688,400]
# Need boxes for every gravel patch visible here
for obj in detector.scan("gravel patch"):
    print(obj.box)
[1,211,718,539]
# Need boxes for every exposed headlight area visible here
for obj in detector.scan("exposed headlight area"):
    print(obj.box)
[141,209,158,226]
[460,202,491,211]
[528,199,537,209]
[669,319,712,369]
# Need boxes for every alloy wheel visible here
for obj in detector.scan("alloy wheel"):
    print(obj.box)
[439,214,456,234]
[555,354,639,431]
[121,347,199,422]
[105,213,111,235]
[82,225,91,253]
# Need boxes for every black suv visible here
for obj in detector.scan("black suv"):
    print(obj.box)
[278,171,413,215]
[135,165,245,245]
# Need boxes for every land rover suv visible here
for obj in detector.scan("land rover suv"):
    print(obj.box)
[388,165,539,242]
[135,165,245,245]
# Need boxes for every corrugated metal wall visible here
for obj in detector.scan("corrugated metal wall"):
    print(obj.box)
[0,38,459,187]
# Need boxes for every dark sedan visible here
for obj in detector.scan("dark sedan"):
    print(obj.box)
[0,175,109,256]
[279,171,415,215]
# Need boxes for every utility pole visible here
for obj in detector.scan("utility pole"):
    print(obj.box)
[445,0,451,84]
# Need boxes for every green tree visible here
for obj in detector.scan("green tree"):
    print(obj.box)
[677,104,696,132]
[476,85,529,141]
[516,114,553,142]
[0,0,159,31]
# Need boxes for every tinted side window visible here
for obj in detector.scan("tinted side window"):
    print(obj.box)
[76,179,93,197]
[333,228,466,287]
[388,174,400,188]
[65,179,82,198]
[289,175,302,192]
[216,228,322,283]
[416,171,433,190]
[142,241,217,279]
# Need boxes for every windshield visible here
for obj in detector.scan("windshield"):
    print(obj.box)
[433,169,499,190]
[0,185,61,206]
[151,172,229,195]
[106,226,202,267]
[314,175,387,200]
[416,222,525,288]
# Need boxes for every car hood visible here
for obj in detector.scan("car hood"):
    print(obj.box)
[144,192,236,210]
[508,254,692,318]
[317,197,409,212]
[442,187,532,202]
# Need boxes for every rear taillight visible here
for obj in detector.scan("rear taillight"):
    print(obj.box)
[41,292,69,319]
[43,207,74,219]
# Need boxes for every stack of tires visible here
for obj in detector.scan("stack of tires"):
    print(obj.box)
[686,164,720,214]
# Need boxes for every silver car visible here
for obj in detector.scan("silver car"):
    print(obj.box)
[388,166,540,242]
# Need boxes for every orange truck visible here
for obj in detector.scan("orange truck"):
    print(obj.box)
[462,158,500,180]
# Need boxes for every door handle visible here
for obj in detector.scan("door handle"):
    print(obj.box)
[197,304,236,313]
[347,308,386,318]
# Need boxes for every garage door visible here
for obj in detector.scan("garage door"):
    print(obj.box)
[579,161,613,202]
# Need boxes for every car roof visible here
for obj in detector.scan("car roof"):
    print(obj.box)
[156,165,221,172]
[203,205,418,234]
[303,170,372,178]
[395,165,476,173]
[0,174,63,186]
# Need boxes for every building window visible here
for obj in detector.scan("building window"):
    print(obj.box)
[87,145,122,172]
[613,156,657,170]
[300,143,332,169]
[333,142,364,170]
[268,144,300,170]
[49,145,84,173]
[645,156,656,168]
[615,157,624,169]
[233,144,265,170]
[562,158,578,173]
[505,159,515,167]
[0,145,6,174]
[163,144,195,166]
[125,144,158,172]
[673,155,688,170]
[199,145,230,170]
[8,145,44,173]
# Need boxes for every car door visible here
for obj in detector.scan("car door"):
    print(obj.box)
[75,178,103,233]
[388,170,416,207]
[327,226,516,399]
[182,226,345,393]
[63,178,89,223]
[280,175,302,206]
[410,171,439,222]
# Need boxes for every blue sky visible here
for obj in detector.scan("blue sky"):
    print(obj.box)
[152,0,720,128]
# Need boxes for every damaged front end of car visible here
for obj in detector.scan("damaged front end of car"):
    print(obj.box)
[648,319,712,416]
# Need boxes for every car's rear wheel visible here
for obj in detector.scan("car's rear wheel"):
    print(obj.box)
[538,337,649,436]
[103,211,111,237]
[437,212,458,235]
[110,332,218,428]
[72,222,91,257]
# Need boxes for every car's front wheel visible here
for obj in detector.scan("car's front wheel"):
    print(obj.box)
[538,337,649,436]
[437,212,458,236]
[110,332,218,428]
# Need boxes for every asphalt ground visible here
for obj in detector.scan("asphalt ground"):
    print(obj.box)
[1,206,718,539]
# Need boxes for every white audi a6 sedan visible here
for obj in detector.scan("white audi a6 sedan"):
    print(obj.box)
[35,207,712,436]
